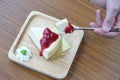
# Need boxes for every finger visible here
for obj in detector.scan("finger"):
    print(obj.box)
[116,14,120,26]
[94,27,120,38]
[96,9,103,27]
[102,4,120,32]
[117,14,120,20]
[90,22,98,28]
[115,19,120,26]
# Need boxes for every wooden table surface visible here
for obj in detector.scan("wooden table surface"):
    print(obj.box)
[0,0,120,80]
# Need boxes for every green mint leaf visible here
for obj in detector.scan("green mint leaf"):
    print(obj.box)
[21,49,27,55]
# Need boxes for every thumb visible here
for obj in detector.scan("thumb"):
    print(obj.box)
[102,6,119,32]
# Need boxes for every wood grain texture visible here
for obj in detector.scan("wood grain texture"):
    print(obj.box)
[0,0,120,80]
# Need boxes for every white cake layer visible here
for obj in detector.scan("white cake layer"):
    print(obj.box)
[55,18,68,33]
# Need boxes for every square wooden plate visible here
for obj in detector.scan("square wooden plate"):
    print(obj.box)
[8,11,84,79]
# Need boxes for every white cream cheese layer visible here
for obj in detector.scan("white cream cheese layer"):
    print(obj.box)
[55,18,68,34]
[43,35,61,59]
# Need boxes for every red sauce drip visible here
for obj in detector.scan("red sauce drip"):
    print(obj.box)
[65,22,74,33]
[40,28,59,56]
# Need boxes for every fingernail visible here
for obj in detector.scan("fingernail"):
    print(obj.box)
[103,26,111,32]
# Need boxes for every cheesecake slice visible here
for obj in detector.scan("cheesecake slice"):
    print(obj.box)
[29,27,70,59]
[55,18,74,33]
[40,28,62,59]
[29,27,61,59]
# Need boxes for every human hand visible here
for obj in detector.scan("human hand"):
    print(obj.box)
[90,0,120,38]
